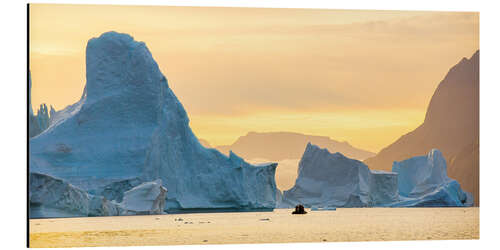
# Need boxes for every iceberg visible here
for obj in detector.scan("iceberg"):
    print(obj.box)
[28,72,50,138]
[30,173,170,218]
[279,145,471,208]
[29,172,120,218]
[35,104,50,132]
[370,170,399,205]
[118,180,167,215]
[389,149,473,207]
[280,143,399,208]
[92,178,143,203]
[311,206,336,211]
[29,31,278,216]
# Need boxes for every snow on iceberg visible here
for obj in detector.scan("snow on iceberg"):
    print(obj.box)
[29,31,278,215]
[280,143,399,208]
[119,180,167,215]
[389,149,473,207]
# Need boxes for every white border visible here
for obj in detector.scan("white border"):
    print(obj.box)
[25,0,482,11]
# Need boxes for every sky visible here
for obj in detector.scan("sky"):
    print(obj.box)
[29,4,479,153]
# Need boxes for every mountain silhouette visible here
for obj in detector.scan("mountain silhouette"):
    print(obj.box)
[364,50,479,205]
[216,131,375,161]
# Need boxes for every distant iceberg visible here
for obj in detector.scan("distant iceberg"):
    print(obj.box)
[311,206,336,211]
[280,143,399,208]
[279,144,472,208]
[29,31,278,217]
[389,149,473,207]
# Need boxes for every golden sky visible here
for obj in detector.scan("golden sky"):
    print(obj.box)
[29,4,479,153]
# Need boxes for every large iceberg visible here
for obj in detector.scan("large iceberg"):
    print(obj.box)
[29,31,278,217]
[280,143,399,208]
[389,149,473,207]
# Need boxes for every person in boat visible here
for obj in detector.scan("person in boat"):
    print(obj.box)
[292,204,307,214]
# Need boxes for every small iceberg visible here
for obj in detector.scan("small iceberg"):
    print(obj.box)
[311,206,337,211]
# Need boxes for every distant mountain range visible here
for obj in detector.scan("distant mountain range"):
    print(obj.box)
[364,50,479,205]
[214,132,375,161]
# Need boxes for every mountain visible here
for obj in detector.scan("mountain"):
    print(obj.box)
[29,31,278,215]
[447,140,479,206]
[216,131,375,161]
[364,50,479,205]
